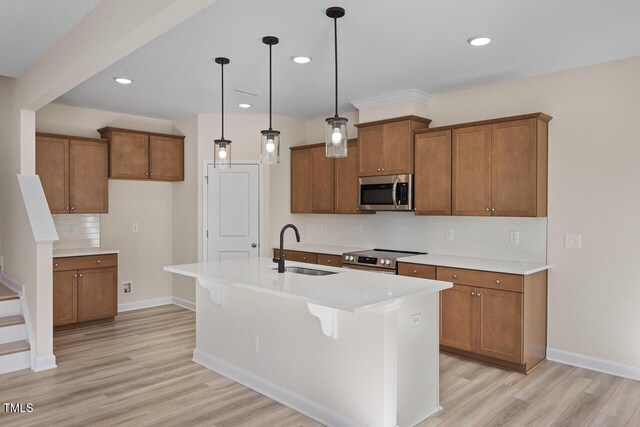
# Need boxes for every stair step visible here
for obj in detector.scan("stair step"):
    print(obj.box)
[0,340,30,356]
[0,283,19,302]
[0,315,24,328]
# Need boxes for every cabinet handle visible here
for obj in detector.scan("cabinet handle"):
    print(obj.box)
[65,207,70,211]
[145,172,149,176]
[491,208,495,212]
[327,260,331,263]
[97,260,101,264]
[495,279,500,284]
[476,292,481,296]
[70,207,75,210]
[74,274,77,278]
[471,291,475,296]
[485,207,490,211]
[303,257,307,260]
[381,168,385,172]
[79,274,83,277]
[452,274,457,279]
[54,263,58,267]
[150,173,153,177]
[412,269,418,274]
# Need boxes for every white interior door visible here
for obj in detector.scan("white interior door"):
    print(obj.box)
[206,163,260,262]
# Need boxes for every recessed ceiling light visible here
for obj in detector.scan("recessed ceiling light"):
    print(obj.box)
[291,56,312,64]
[114,77,133,85]
[467,37,491,47]
[238,103,252,109]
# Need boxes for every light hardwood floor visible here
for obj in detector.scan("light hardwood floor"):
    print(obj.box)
[0,305,638,426]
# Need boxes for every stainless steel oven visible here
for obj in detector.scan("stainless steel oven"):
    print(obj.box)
[358,174,413,211]
[341,264,397,275]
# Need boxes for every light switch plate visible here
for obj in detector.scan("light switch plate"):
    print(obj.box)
[122,282,132,295]
[445,228,454,240]
[357,224,363,234]
[132,223,139,233]
[509,230,520,244]
[409,313,422,328]
[251,335,259,353]
[565,233,582,249]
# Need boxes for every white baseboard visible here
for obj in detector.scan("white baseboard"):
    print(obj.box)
[0,271,22,294]
[118,297,173,313]
[33,354,57,372]
[192,348,363,427]
[172,297,195,311]
[547,347,640,381]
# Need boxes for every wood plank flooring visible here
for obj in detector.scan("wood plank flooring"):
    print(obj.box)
[1,304,638,426]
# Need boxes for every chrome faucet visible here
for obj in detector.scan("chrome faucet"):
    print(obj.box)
[275,224,300,273]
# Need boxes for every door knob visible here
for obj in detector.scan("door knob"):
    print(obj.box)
[251,243,257,248]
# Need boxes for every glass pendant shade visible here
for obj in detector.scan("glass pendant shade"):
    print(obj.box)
[261,130,280,164]
[214,138,231,169]
[325,116,348,158]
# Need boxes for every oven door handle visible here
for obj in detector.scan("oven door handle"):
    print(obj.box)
[391,177,399,210]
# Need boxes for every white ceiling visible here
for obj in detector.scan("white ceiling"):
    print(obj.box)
[52,0,640,120]
[0,0,101,77]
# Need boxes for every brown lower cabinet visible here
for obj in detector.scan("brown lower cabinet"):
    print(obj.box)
[272,249,343,267]
[53,254,118,328]
[436,267,547,373]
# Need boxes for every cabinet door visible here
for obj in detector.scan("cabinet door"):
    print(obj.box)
[36,135,69,214]
[382,120,412,175]
[311,146,335,213]
[491,119,537,216]
[440,284,476,352]
[414,130,452,215]
[110,131,149,179]
[69,139,108,213]
[452,125,492,216]
[476,288,523,363]
[149,135,184,181]
[335,141,360,214]
[358,125,384,176]
[53,271,77,326]
[77,267,117,322]
[291,148,313,213]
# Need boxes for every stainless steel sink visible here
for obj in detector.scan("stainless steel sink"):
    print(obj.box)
[273,266,338,276]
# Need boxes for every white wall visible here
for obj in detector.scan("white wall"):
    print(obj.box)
[36,103,176,304]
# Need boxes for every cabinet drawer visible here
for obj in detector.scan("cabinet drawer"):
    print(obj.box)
[436,267,523,292]
[398,263,436,279]
[54,254,118,272]
[317,254,342,267]
[272,249,317,264]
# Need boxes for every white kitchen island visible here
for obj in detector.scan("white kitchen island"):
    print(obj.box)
[164,257,452,427]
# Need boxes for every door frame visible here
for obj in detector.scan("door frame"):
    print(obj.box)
[202,161,264,263]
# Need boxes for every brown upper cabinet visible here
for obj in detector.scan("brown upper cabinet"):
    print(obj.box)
[415,113,551,217]
[291,144,334,213]
[356,116,431,177]
[291,140,367,214]
[36,133,109,214]
[98,127,184,181]
[414,130,452,215]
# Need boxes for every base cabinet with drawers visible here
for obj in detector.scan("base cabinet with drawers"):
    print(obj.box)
[399,263,547,373]
[53,254,118,327]
[272,249,343,267]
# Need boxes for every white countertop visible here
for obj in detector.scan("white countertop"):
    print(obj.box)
[273,243,369,256]
[165,257,452,313]
[398,254,551,275]
[53,248,119,258]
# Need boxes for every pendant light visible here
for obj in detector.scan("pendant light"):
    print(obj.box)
[325,6,348,158]
[214,57,231,169]
[261,36,280,165]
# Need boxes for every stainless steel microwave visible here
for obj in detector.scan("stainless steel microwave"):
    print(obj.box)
[358,174,413,211]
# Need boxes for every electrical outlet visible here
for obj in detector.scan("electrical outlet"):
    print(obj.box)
[565,233,582,249]
[251,335,259,353]
[409,313,422,328]
[68,224,76,233]
[445,228,454,240]
[132,223,139,233]
[122,282,132,295]
[509,230,520,244]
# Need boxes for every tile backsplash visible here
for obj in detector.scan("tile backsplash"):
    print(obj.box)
[53,214,100,250]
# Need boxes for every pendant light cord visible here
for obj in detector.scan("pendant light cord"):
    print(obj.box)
[333,17,339,118]
[221,62,225,139]
[269,43,273,131]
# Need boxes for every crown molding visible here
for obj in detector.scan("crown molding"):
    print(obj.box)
[351,89,433,111]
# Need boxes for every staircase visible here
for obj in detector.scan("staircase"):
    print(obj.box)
[0,282,31,374]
